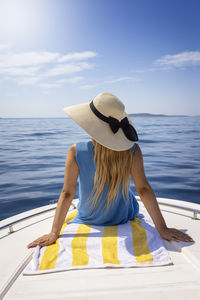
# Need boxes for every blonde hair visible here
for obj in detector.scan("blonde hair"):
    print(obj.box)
[86,138,134,211]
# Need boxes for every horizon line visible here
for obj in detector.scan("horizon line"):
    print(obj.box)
[1,113,200,118]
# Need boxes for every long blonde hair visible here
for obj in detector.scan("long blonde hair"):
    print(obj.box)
[86,138,134,211]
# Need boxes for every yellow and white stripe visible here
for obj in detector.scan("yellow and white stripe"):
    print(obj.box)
[23,208,172,275]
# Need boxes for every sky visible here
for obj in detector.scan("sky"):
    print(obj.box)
[0,0,200,117]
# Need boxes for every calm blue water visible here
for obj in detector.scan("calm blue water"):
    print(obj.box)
[0,116,200,221]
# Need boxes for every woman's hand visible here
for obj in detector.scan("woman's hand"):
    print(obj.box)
[158,227,194,242]
[27,232,59,248]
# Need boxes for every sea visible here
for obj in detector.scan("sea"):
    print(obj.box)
[0,115,200,221]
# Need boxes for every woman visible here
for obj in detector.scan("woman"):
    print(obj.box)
[27,92,193,248]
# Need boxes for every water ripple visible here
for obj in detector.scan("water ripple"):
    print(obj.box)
[0,116,200,220]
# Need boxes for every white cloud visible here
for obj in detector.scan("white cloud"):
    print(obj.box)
[58,51,97,63]
[0,51,60,68]
[79,84,97,89]
[38,77,84,88]
[56,76,84,84]
[38,83,62,88]
[154,51,200,68]
[5,92,16,97]
[43,62,94,77]
[34,76,84,89]
[0,50,97,69]
[18,77,41,85]
[0,49,97,88]
[129,51,200,74]
[104,76,137,84]
[42,90,52,95]
[0,43,10,51]
[0,66,40,76]
[130,68,158,73]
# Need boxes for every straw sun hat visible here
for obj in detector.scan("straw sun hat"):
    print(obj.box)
[63,92,138,151]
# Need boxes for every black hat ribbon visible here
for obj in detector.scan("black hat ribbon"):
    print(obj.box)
[89,100,138,142]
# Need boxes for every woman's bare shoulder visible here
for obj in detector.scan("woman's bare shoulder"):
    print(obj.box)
[66,144,76,159]
[70,143,76,150]
[133,143,142,157]
[131,143,144,168]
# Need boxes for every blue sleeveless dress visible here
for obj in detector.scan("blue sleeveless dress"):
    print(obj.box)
[67,140,139,225]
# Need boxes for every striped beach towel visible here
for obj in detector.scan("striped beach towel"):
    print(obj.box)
[23,205,173,275]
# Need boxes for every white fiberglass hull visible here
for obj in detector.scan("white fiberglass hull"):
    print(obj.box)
[0,197,200,300]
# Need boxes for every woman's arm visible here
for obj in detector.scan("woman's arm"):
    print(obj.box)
[50,143,79,236]
[131,144,193,242]
[27,144,79,248]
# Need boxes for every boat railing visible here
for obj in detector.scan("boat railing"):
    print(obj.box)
[0,202,77,234]
[136,198,200,220]
[0,197,199,234]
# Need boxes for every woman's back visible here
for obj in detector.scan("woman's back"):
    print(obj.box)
[27,92,194,249]
[68,140,139,225]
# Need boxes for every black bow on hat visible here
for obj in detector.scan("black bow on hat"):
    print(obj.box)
[108,115,138,141]
[89,101,138,142]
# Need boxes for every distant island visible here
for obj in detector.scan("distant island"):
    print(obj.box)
[128,113,188,117]
[1,113,199,118]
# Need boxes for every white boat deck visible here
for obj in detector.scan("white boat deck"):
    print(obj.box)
[0,197,200,300]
